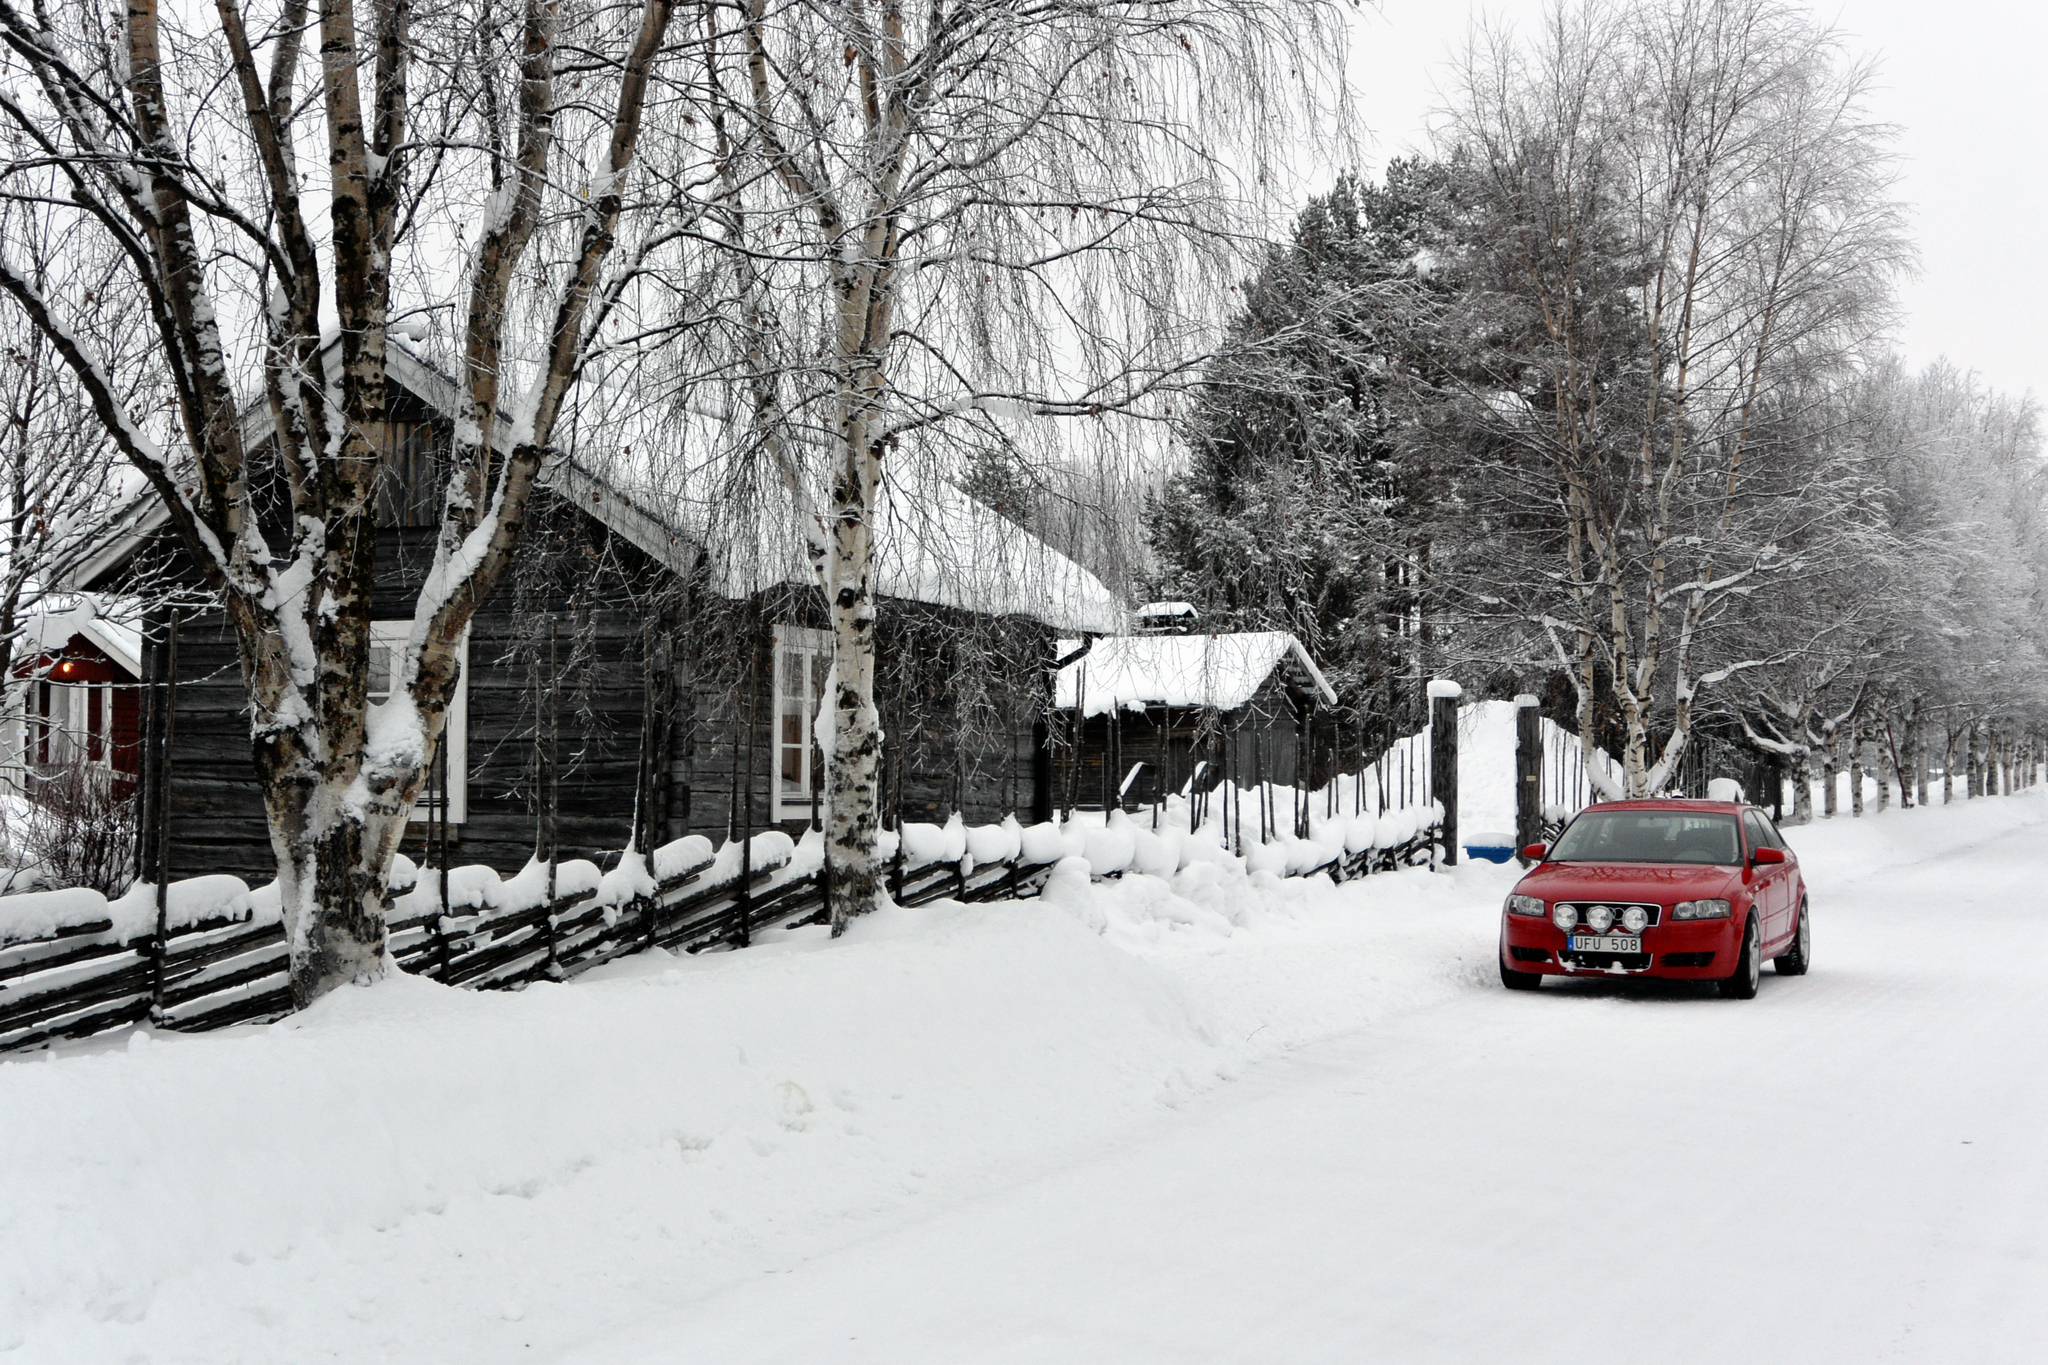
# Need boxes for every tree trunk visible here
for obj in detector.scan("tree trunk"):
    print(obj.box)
[1791,751,1814,824]
[823,326,886,933]
[1849,723,1864,817]
[1822,738,1838,818]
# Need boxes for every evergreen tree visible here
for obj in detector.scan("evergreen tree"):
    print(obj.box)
[1146,162,1465,726]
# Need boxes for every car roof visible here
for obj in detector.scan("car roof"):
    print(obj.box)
[1580,799,1748,814]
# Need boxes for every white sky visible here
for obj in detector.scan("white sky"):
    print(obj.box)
[1340,1,2047,401]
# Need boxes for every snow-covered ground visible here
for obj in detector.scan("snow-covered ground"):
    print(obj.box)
[3,790,2045,1362]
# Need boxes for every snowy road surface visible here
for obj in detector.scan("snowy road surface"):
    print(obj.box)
[567,813,2048,1364]
[4,794,2045,1362]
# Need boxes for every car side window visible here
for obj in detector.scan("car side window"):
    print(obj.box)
[1757,813,1790,852]
[1742,811,1770,856]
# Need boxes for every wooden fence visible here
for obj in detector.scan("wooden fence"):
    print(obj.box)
[0,823,1438,1056]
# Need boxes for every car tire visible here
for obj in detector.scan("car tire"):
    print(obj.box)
[1774,902,1812,976]
[1719,915,1762,999]
[1499,952,1543,991]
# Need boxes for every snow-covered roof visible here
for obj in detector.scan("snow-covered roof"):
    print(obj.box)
[679,466,1120,633]
[1053,631,1336,716]
[71,344,1120,633]
[16,600,142,677]
[1136,601,1196,618]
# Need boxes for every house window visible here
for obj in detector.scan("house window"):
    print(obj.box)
[772,626,831,823]
[30,676,111,770]
[368,621,468,823]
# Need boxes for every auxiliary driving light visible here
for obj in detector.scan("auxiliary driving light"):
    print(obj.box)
[1552,904,1578,931]
[1586,905,1615,932]
[1621,906,1649,934]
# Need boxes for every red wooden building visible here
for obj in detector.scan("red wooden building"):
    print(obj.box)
[4,607,144,796]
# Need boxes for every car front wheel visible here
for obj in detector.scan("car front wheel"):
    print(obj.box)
[1719,915,1762,999]
[1774,902,1812,976]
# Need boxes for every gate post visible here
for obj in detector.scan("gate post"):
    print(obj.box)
[1427,679,1461,867]
[1514,693,1541,864]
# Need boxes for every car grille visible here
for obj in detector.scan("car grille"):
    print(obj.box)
[1509,946,1550,963]
[1661,951,1717,968]
[1556,901,1662,927]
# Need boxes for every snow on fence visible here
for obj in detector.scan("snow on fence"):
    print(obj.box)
[0,799,1441,1054]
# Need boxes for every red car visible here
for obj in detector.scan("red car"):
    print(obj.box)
[1497,799,1810,999]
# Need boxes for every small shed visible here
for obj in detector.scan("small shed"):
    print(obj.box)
[1050,630,1337,813]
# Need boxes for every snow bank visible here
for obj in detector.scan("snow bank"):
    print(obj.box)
[1780,786,2048,890]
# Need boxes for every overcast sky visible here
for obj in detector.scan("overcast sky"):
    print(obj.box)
[1340,1,2046,401]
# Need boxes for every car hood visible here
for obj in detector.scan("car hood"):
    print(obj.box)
[1514,862,1744,905]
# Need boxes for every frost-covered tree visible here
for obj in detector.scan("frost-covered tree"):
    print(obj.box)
[1147,164,1464,727]
[674,0,1352,931]
[0,0,685,1003]
[1440,0,1909,795]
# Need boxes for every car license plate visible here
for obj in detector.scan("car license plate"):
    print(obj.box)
[1570,934,1641,953]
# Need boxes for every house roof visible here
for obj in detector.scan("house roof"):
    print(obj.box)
[17,601,143,678]
[69,343,1121,633]
[1052,631,1337,716]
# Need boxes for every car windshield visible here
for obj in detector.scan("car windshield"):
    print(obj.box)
[1548,811,1741,866]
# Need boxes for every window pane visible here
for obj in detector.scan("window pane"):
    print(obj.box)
[781,745,803,789]
[369,646,392,701]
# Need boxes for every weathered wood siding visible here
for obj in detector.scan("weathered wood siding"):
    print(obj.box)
[1051,672,1318,814]
[124,503,1069,883]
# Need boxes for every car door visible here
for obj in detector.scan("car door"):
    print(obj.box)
[1758,811,1801,938]
[1742,811,1785,943]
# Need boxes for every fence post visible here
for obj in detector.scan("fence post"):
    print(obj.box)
[1514,693,1541,864]
[148,610,179,1022]
[1428,679,1460,867]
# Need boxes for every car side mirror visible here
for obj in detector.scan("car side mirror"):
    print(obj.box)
[1521,842,1548,861]
[1751,847,1787,866]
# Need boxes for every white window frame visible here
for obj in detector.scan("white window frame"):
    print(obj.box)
[370,621,469,823]
[771,625,831,823]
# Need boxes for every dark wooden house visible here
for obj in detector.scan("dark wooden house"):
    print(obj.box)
[1050,626,1338,814]
[75,346,1120,884]
[2,606,144,799]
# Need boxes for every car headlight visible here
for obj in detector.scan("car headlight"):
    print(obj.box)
[1621,906,1649,934]
[1674,898,1731,920]
[1552,904,1578,931]
[1586,905,1614,932]
[1507,894,1546,917]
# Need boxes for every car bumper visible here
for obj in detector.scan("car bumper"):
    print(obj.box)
[1500,913,1740,978]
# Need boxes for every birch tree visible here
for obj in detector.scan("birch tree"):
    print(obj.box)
[1444,0,1907,795]
[685,0,1350,930]
[0,0,686,1003]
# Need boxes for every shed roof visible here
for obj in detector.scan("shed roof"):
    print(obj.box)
[1052,631,1336,717]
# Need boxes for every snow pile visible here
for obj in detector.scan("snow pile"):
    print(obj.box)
[0,836,1518,1362]
[0,876,262,947]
